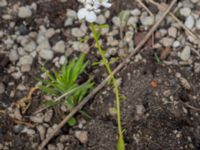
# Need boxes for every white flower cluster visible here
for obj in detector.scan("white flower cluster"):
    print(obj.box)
[77,0,111,23]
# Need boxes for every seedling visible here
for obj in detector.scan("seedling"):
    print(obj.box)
[38,54,93,125]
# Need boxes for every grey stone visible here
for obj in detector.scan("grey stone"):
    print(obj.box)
[45,28,56,39]
[168,27,177,38]
[179,46,191,61]
[96,15,106,24]
[37,125,46,140]
[44,109,53,122]
[71,28,85,38]
[64,18,73,26]
[127,17,138,27]
[39,49,54,60]
[0,0,7,7]
[75,131,88,144]
[160,37,174,47]
[52,41,65,53]
[173,41,181,48]
[66,9,77,19]
[18,6,32,18]
[9,49,19,62]
[179,7,191,17]
[194,63,200,73]
[130,8,141,16]
[112,16,120,27]
[19,55,33,65]
[196,19,200,29]
[24,41,36,52]
[140,16,154,26]
[30,113,44,123]
[184,15,195,29]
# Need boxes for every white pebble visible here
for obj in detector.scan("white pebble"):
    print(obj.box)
[140,16,154,26]
[179,7,191,17]
[184,15,195,29]
[39,49,54,60]
[71,28,85,38]
[52,41,65,53]
[18,6,32,18]
[19,55,33,65]
[0,0,7,7]
[9,49,19,62]
[195,19,200,29]
[179,46,191,61]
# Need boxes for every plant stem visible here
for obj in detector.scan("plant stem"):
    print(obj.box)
[90,23,124,149]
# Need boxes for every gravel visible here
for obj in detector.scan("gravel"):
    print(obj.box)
[39,49,54,60]
[140,16,154,26]
[179,46,191,61]
[52,40,65,53]
[24,41,37,52]
[64,18,73,26]
[75,131,88,144]
[30,113,44,123]
[0,0,7,7]
[112,16,120,27]
[196,19,200,29]
[37,125,46,140]
[179,7,191,17]
[168,27,177,38]
[71,28,85,38]
[44,109,53,122]
[19,55,33,65]
[9,49,19,62]
[160,37,174,47]
[18,6,32,18]
[194,63,200,73]
[96,15,106,24]
[184,15,195,29]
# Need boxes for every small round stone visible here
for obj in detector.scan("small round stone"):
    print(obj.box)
[112,16,120,27]
[140,16,154,26]
[75,131,88,144]
[96,15,106,24]
[173,41,181,48]
[39,49,54,60]
[179,46,191,61]
[168,27,177,38]
[184,15,195,29]
[52,41,65,53]
[0,0,7,7]
[179,7,191,17]
[18,6,32,18]
[9,49,19,62]
[196,19,200,29]
[71,28,85,38]
[19,55,33,65]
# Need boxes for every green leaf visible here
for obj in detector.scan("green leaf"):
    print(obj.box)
[67,117,77,126]
[117,136,125,150]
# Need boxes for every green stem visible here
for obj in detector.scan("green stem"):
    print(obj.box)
[90,23,124,149]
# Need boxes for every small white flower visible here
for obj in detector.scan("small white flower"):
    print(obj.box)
[77,0,111,22]
[77,8,97,22]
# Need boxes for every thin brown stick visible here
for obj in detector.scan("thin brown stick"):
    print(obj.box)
[136,0,154,16]
[38,0,177,149]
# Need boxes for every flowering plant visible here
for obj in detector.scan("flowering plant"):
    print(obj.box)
[77,0,125,149]
[77,0,112,22]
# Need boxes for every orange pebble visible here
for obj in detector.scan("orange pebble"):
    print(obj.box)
[151,80,158,88]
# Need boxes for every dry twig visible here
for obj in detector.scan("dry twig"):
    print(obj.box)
[38,0,177,149]
[136,0,154,16]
